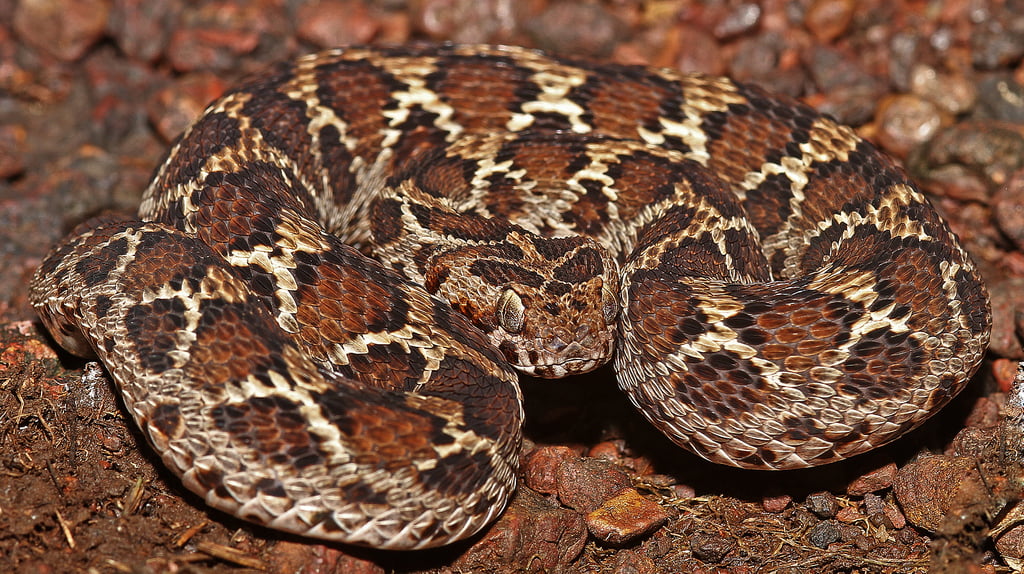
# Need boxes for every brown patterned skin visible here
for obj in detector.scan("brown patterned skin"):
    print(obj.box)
[30,45,990,548]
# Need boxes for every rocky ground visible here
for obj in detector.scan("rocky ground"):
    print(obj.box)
[2,0,1024,572]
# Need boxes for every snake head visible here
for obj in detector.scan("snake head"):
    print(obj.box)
[424,232,620,378]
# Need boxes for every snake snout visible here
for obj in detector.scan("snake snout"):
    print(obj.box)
[511,320,615,378]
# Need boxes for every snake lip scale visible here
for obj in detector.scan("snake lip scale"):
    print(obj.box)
[29,44,991,550]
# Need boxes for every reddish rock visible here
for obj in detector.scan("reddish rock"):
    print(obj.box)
[762,494,791,513]
[412,0,543,45]
[162,1,286,73]
[994,359,1020,393]
[109,0,173,62]
[995,521,1024,570]
[882,499,907,530]
[521,445,579,496]
[610,548,658,574]
[166,27,261,73]
[296,0,380,48]
[846,463,898,496]
[964,394,1004,429]
[588,440,624,462]
[526,1,624,57]
[0,125,27,179]
[835,505,862,523]
[994,170,1024,252]
[986,278,1024,359]
[947,425,999,459]
[805,0,854,43]
[916,121,1024,200]
[453,488,587,571]
[664,24,726,75]
[586,488,671,546]
[710,1,761,40]
[146,73,228,142]
[13,0,112,61]
[522,445,631,513]
[893,455,989,533]
[266,541,385,574]
[587,440,656,476]
[671,483,696,500]
[556,457,632,513]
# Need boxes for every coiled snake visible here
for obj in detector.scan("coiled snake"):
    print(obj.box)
[29,45,991,550]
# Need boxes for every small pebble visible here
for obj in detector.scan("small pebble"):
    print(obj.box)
[527,1,623,57]
[913,121,1024,198]
[909,65,978,115]
[805,491,839,519]
[166,27,260,73]
[963,394,1003,429]
[713,2,762,40]
[454,488,588,570]
[947,426,997,460]
[585,488,670,546]
[893,455,987,532]
[414,0,535,44]
[835,506,862,523]
[994,170,1024,252]
[808,520,842,549]
[671,483,696,499]
[146,73,228,143]
[296,0,380,48]
[610,549,657,574]
[883,499,907,530]
[862,493,889,527]
[846,462,898,496]
[985,278,1024,359]
[993,359,1020,393]
[13,0,111,61]
[806,46,886,124]
[664,24,725,76]
[995,523,1024,568]
[972,19,1024,70]
[557,457,632,513]
[874,94,947,158]
[804,0,854,43]
[976,75,1024,123]
[762,494,792,513]
[0,125,27,179]
[108,0,172,62]
[522,445,631,513]
[522,445,579,496]
[688,531,737,563]
[852,533,878,551]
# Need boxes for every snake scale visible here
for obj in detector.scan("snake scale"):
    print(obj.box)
[29,44,991,550]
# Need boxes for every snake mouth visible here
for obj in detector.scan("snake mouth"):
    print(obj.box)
[519,357,606,378]
[498,331,616,379]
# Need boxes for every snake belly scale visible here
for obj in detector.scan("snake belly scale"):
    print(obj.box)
[29,44,990,549]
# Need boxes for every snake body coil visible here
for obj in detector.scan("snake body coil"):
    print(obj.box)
[30,45,990,549]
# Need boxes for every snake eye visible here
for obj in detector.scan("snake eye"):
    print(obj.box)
[496,289,525,334]
[601,285,618,324]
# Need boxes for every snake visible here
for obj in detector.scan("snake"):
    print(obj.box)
[28,44,991,550]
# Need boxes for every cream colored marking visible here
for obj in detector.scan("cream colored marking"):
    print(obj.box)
[507,67,590,133]
[372,57,462,147]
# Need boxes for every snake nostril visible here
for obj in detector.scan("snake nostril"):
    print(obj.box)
[547,334,568,352]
